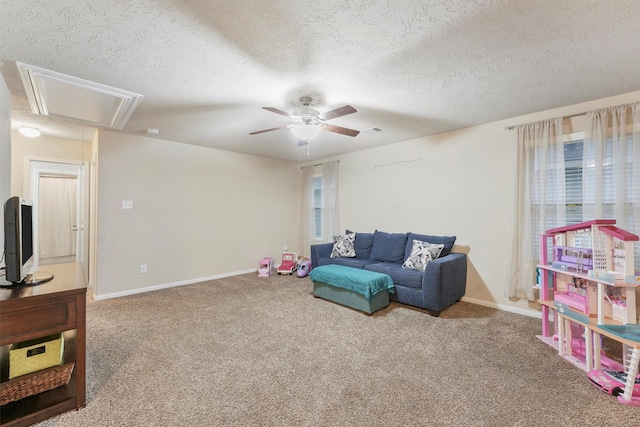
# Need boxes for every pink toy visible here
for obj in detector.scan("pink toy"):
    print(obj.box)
[587,369,640,399]
[258,257,274,277]
[296,260,312,278]
[277,251,298,275]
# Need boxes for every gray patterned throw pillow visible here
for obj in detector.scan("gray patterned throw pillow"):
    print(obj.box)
[402,240,444,272]
[330,232,356,258]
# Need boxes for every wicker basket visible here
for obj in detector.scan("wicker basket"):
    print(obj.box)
[0,362,74,405]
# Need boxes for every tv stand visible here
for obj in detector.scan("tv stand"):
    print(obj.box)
[0,271,54,288]
[0,263,86,426]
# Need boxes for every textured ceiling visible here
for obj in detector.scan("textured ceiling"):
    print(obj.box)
[1,0,640,162]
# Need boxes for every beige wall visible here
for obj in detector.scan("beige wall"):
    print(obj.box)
[10,132,91,197]
[9,132,94,282]
[6,84,640,314]
[0,76,10,262]
[95,131,301,297]
[306,90,640,316]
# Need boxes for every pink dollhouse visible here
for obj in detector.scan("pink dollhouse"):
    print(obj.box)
[538,219,639,324]
[536,219,640,405]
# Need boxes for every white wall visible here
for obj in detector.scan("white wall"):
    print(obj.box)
[0,76,10,269]
[95,130,301,298]
[309,90,640,317]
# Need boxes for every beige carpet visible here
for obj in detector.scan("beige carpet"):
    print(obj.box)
[35,273,638,426]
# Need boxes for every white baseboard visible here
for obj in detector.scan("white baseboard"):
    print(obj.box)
[461,296,542,319]
[94,268,257,301]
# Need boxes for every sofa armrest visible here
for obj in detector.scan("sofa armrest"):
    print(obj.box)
[422,253,467,313]
[311,242,333,268]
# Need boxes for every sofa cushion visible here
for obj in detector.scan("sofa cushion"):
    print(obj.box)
[365,262,423,289]
[405,233,456,259]
[402,240,444,272]
[330,232,356,258]
[346,230,374,259]
[370,230,408,263]
[318,257,378,269]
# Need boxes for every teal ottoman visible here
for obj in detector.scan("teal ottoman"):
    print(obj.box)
[309,265,395,314]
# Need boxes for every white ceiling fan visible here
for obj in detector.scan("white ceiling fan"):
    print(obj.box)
[249,95,360,145]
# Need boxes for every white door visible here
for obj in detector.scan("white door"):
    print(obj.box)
[27,161,85,269]
[38,174,78,264]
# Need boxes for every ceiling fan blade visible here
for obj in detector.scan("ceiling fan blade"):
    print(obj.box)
[249,126,288,135]
[319,105,357,121]
[262,107,292,118]
[324,124,360,137]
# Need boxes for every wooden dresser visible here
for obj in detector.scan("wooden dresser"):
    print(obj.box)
[0,263,86,426]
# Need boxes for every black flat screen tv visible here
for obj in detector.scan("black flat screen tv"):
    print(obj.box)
[3,196,35,284]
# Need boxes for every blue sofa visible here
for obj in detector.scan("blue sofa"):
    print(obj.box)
[310,230,467,316]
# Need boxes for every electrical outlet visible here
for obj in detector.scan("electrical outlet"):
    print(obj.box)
[122,200,133,209]
[140,264,147,273]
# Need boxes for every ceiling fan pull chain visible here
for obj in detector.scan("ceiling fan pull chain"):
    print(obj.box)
[307,140,311,156]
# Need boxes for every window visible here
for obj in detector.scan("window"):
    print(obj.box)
[313,176,323,239]
[301,161,339,253]
[311,172,337,241]
[509,107,639,301]
[535,137,639,270]
[564,140,584,225]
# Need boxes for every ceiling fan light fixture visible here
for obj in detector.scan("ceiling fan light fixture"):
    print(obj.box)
[19,126,41,137]
[290,123,325,141]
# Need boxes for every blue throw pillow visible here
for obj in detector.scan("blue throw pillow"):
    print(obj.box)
[404,233,456,260]
[346,230,374,259]
[369,230,408,263]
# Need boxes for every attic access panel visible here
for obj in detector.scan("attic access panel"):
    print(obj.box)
[17,62,143,129]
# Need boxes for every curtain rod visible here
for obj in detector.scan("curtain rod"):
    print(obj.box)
[301,160,340,169]
[39,174,77,179]
[505,101,639,131]
[504,112,585,131]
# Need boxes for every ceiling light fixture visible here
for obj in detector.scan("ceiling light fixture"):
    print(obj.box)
[19,126,41,137]
[289,123,325,141]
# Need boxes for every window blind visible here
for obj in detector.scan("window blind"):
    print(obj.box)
[533,136,639,272]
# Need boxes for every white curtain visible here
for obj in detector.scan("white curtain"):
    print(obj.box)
[506,118,565,300]
[39,176,77,259]
[299,161,340,258]
[583,103,640,269]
